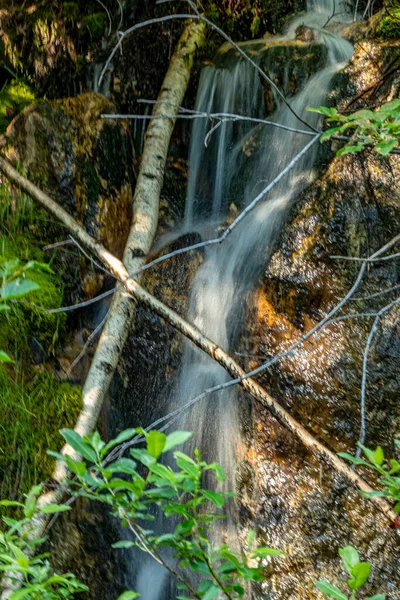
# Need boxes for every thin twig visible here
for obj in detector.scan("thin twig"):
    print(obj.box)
[356,298,400,457]
[101,109,317,138]
[331,252,400,263]
[351,283,400,302]
[66,309,110,376]
[97,14,198,88]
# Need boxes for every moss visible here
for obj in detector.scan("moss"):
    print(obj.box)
[81,12,106,38]
[0,79,35,134]
[0,370,82,503]
[62,2,80,21]
[379,11,400,38]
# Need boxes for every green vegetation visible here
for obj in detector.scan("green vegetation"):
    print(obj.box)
[0,180,82,506]
[80,13,106,39]
[310,99,400,156]
[339,442,400,512]
[0,428,388,599]
[0,78,35,134]
[0,371,82,503]
[53,427,283,599]
[316,546,385,600]
[0,484,87,599]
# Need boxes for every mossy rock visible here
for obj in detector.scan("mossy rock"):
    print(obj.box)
[379,11,400,39]
[4,92,135,298]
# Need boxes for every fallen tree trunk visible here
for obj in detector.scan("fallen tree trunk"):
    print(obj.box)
[0,156,397,532]
[0,19,205,599]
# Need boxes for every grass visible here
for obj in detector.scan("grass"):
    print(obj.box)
[0,370,82,502]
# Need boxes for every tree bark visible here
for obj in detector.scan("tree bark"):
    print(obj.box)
[0,156,397,533]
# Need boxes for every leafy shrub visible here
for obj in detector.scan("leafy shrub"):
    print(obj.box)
[316,545,385,600]
[309,99,400,156]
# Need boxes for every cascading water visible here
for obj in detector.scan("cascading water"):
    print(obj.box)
[132,2,353,598]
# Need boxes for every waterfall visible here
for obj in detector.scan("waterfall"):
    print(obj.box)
[132,2,353,598]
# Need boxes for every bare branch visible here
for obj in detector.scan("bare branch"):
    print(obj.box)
[331,251,400,263]
[101,108,317,138]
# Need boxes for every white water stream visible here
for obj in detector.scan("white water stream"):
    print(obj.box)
[133,2,353,597]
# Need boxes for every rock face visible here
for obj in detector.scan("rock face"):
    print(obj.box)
[4,92,134,298]
[239,43,400,599]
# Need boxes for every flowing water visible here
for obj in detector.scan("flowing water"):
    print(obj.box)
[132,2,353,597]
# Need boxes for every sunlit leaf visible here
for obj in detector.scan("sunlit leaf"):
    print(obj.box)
[60,429,97,463]
[315,580,348,599]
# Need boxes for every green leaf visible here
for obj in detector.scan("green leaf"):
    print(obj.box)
[201,489,225,509]
[251,547,284,558]
[84,431,106,455]
[373,446,385,466]
[307,106,338,117]
[65,455,86,478]
[337,452,368,466]
[315,580,348,599]
[336,143,365,156]
[1,279,39,300]
[117,592,140,600]
[0,501,24,507]
[202,584,220,600]
[108,458,137,475]
[103,428,139,454]
[339,546,359,574]
[0,304,10,312]
[205,462,225,482]
[0,351,13,363]
[348,562,371,590]
[112,541,136,549]
[393,501,400,513]
[60,429,97,463]
[365,595,386,600]
[375,138,397,155]
[146,430,167,459]
[359,444,378,466]
[320,126,345,142]
[40,504,71,514]
[130,448,156,467]
[163,431,193,452]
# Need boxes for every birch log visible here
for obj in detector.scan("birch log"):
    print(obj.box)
[0,19,205,599]
[0,157,397,531]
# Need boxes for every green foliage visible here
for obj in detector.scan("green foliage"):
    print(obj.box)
[316,546,385,600]
[309,99,400,156]
[0,257,49,362]
[339,441,400,512]
[81,13,106,38]
[0,79,35,134]
[0,484,87,598]
[62,2,80,21]
[379,10,400,40]
[0,370,82,504]
[54,428,283,598]
[0,248,64,359]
